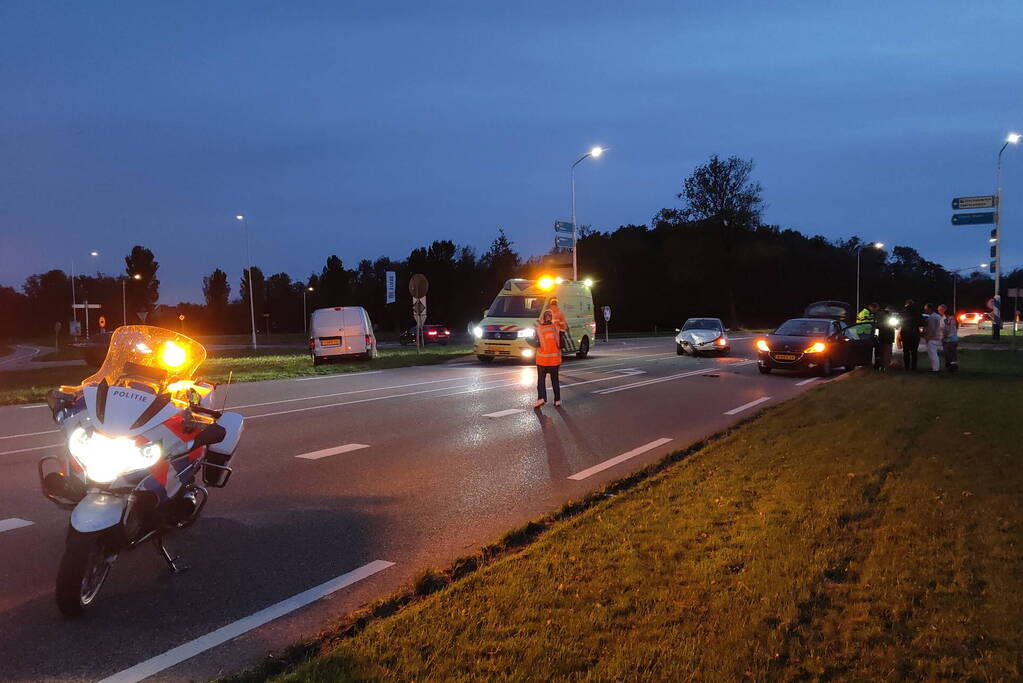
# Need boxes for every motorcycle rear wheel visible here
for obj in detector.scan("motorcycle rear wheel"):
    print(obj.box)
[56,530,115,616]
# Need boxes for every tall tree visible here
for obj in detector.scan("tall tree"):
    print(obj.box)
[202,268,231,325]
[678,155,764,327]
[23,269,71,335]
[480,229,521,293]
[124,245,160,316]
[239,266,267,325]
[319,255,350,305]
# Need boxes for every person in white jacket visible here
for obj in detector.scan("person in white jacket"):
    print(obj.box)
[922,303,943,372]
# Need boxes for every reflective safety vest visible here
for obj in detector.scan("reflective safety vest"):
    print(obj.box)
[535,323,562,366]
[857,308,875,323]
[550,306,568,332]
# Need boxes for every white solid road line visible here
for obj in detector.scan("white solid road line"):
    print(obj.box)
[97,560,395,683]
[724,396,771,415]
[795,377,820,386]
[295,443,370,460]
[568,438,673,481]
[294,370,384,382]
[0,518,34,533]
[0,442,63,457]
[19,404,48,410]
[483,408,525,418]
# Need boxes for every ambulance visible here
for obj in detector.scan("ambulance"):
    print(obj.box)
[473,277,597,363]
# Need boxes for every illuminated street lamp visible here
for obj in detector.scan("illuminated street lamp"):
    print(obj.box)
[571,146,608,281]
[235,215,258,350]
[303,286,314,334]
[70,250,99,329]
[855,241,884,313]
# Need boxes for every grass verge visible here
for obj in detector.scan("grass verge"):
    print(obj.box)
[0,346,473,405]
[237,350,1022,681]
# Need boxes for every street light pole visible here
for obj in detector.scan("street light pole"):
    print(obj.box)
[70,250,99,332]
[570,146,606,281]
[236,215,258,350]
[994,133,1019,329]
[855,241,884,314]
[303,286,314,334]
[122,273,141,327]
[950,264,987,314]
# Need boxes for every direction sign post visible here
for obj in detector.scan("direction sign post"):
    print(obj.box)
[72,302,101,338]
[555,235,573,249]
[554,220,573,233]
[951,212,997,226]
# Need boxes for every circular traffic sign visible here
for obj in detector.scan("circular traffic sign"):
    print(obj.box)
[408,273,429,298]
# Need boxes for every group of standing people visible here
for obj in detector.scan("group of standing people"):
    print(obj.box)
[859,300,959,373]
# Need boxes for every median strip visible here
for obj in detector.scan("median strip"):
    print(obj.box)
[568,438,673,480]
[295,443,370,460]
[98,560,395,683]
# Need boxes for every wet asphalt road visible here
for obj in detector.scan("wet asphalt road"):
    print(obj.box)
[0,337,833,681]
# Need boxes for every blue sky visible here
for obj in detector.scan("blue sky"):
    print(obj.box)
[1,1,1021,303]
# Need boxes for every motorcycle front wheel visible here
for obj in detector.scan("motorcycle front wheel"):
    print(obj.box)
[56,529,116,616]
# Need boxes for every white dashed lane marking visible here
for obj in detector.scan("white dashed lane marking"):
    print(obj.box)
[295,443,370,460]
[724,397,771,415]
[568,438,673,481]
[483,409,525,418]
[0,518,34,533]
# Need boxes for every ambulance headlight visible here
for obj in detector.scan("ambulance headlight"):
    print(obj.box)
[473,326,483,339]
[517,328,535,338]
[68,427,162,484]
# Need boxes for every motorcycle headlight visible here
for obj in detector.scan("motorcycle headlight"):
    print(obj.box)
[517,328,535,339]
[473,326,484,339]
[68,427,162,484]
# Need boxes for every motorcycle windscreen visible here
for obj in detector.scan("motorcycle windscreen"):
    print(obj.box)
[76,325,207,394]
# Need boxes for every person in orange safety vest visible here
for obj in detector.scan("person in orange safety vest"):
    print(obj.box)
[548,297,570,351]
[533,309,562,408]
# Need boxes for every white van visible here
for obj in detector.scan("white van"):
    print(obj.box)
[309,306,378,365]
[472,277,596,362]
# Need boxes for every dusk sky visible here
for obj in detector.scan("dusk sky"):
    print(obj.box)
[2,1,1021,304]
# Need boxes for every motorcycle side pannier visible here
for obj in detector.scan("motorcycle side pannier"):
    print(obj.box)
[204,412,244,487]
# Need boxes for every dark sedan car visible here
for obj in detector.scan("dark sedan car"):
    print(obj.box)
[399,325,451,346]
[756,317,874,376]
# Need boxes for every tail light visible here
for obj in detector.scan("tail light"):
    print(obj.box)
[427,329,438,336]
[443,329,450,335]
[308,339,315,349]
[365,335,372,346]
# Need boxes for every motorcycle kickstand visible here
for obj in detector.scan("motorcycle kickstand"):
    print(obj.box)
[153,535,189,574]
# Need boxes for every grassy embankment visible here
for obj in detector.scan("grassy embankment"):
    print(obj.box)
[960,328,1022,345]
[244,350,1022,682]
[0,346,472,405]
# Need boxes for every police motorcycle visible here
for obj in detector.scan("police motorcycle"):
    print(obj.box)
[39,326,243,616]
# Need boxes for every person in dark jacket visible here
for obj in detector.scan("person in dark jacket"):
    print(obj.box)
[875,305,897,370]
[897,299,922,371]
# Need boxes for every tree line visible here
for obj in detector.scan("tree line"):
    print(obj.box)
[1,155,1012,341]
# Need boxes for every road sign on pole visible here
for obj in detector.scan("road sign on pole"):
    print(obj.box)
[555,235,573,249]
[602,305,611,342]
[554,220,573,233]
[951,212,997,226]
[385,271,396,304]
[409,274,429,298]
[98,315,106,330]
[952,195,996,210]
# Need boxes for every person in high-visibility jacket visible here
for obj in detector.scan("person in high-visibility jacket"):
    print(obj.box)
[533,309,562,408]
[548,297,570,351]
[856,302,879,323]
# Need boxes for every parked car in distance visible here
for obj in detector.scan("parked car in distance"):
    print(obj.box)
[958,311,982,326]
[309,306,378,365]
[674,318,730,356]
[399,325,451,346]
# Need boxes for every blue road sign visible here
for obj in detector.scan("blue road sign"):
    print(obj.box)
[951,212,996,226]
[554,220,573,233]
[555,235,574,248]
